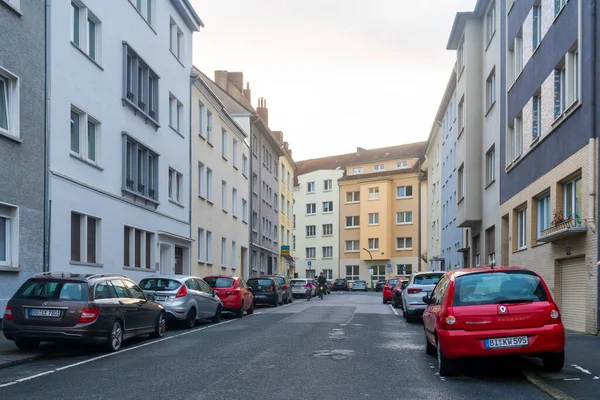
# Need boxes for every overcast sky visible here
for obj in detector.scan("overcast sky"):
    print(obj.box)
[190,0,478,161]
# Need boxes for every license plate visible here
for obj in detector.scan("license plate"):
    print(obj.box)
[154,295,167,301]
[485,336,529,349]
[29,308,61,318]
[255,295,266,298]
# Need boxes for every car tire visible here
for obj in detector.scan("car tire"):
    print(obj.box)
[211,305,222,323]
[288,295,293,304]
[235,304,244,318]
[247,300,255,315]
[542,350,565,372]
[437,341,458,377]
[425,333,436,355]
[184,307,197,329]
[14,339,40,351]
[382,299,387,304]
[150,312,166,339]
[105,320,123,352]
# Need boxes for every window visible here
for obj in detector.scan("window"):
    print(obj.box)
[396,161,408,169]
[231,241,237,269]
[129,0,154,25]
[396,186,413,198]
[123,225,154,269]
[458,164,465,200]
[306,203,316,215]
[281,196,285,214]
[221,180,227,212]
[168,168,183,204]
[168,94,183,133]
[486,146,495,185]
[485,227,495,264]
[537,193,550,237]
[368,238,379,250]
[322,247,333,259]
[346,191,360,203]
[287,200,290,217]
[368,213,379,225]
[458,96,465,132]
[232,138,239,168]
[281,164,285,182]
[169,18,183,60]
[0,66,19,138]
[533,3,542,50]
[221,237,226,266]
[368,187,379,200]
[345,240,360,252]
[517,208,527,249]
[323,179,332,191]
[198,162,206,198]
[506,116,523,164]
[457,37,464,72]
[353,167,363,174]
[306,225,316,237]
[242,198,248,222]
[396,211,413,224]
[374,164,384,171]
[206,230,213,263]
[306,247,316,259]
[232,188,238,217]
[396,264,412,276]
[307,181,315,193]
[206,110,213,142]
[346,265,359,281]
[292,234,296,250]
[322,201,333,213]
[322,224,333,236]
[573,50,579,102]
[555,47,580,118]
[71,2,101,62]
[252,212,258,232]
[198,101,205,137]
[206,168,213,202]
[0,204,16,267]
[197,228,205,261]
[396,237,412,250]
[486,69,496,110]
[345,216,359,228]
[123,44,159,123]
[70,106,100,164]
[486,1,496,43]
[242,154,248,177]
[473,235,481,266]
[123,134,159,201]
[555,0,568,15]
[532,93,541,140]
[563,176,582,219]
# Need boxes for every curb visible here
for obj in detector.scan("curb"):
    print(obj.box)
[522,368,575,400]
[0,353,45,370]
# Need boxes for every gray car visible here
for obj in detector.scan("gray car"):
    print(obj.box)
[139,275,222,329]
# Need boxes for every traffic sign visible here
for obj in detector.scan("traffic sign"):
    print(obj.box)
[307,261,312,266]
[387,263,391,272]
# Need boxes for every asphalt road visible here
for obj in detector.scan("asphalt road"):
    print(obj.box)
[0,292,550,400]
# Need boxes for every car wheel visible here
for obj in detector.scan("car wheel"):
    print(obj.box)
[211,305,222,323]
[288,295,293,304]
[437,340,458,377]
[247,300,255,315]
[273,297,279,307]
[235,303,244,318]
[382,299,387,304]
[184,307,197,329]
[542,350,565,372]
[151,312,166,338]
[105,320,123,352]
[402,307,407,320]
[14,339,40,350]
[425,332,436,355]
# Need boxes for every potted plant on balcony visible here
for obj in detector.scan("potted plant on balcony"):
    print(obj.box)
[551,209,565,226]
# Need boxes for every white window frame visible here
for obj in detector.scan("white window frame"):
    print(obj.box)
[306,203,316,215]
[486,1,496,43]
[306,247,316,259]
[123,225,154,269]
[70,211,102,265]
[123,134,159,202]
[346,191,360,203]
[232,138,238,168]
[353,167,363,174]
[563,176,582,218]
[71,1,102,63]
[486,146,495,185]
[169,93,183,133]
[396,211,413,224]
[0,66,19,139]
[323,179,332,191]
[345,216,359,228]
[197,228,205,262]
[242,154,248,177]
[322,224,333,236]
[307,181,315,193]
[168,168,183,204]
[368,238,379,250]
[206,168,214,202]
[198,162,206,198]
[486,69,496,111]
[221,129,228,159]
[345,240,360,252]
[0,203,18,268]
[537,193,550,237]
[206,110,213,143]
[322,246,333,259]
[221,180,228,212]
[396,237,413,250]
[129,0,154,26]
[169,17,184,60]
[345,265,359,281]
[396,161,408,169]
[221,237,227,267]
[517,208,527,249]
[458,164,465,199]
[306,225,316,237]
[368,213,379,225]
[368,187,379,200]
[322,201,333,213]
[206,231,213,264]
[396,185,413,198]
[232,188,238,217]
[70,105,101,165]
[242,198,248,223]
[373,164,384,171]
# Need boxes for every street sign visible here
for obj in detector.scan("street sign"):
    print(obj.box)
[387,263,391,272]
[307,261,312,267]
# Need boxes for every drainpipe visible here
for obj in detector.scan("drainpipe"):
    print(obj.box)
[189,75,197,269]
[43,0,51,272]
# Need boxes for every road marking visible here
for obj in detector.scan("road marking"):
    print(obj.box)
[388,304,398,315]
[345,309,356,325]
[570,364,592,374]
[0,318,238,389]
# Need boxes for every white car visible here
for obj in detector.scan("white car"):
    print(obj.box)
[290,279,316,298]
[401,272,444,322]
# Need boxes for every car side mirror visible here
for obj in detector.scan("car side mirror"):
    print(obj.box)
[213,290,219,297]
[247,287,252,292]
[422,295,431,304]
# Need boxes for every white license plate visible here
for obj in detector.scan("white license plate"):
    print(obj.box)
[485,336,529,349]
[154,296,167,301]
[255,295,266,298]
[30,308,61,318]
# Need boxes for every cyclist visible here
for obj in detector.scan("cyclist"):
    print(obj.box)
[304,280,314,301]
[317,272,327,299]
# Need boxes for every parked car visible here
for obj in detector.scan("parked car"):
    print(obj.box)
[290,278,316,298]
[2,272,166,352]
[392,279,409,309]
[203,275,254,318]
[375,280,386,292]
[332,279,349,291]
[351,280,368,292]
[264,275,293,304]
[247,277,283,306]
[401,272,444,321]
[139,275,222,328]
[422,267,565,377]
[382,278,398,304]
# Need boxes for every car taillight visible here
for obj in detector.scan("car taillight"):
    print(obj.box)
[283,284,288,290]
[548,308,562,324]
[407,288,422,294]
[269,286,274,292]
[4,304,13,321]
[176,285,188,298]
[442,308,463,330]
[77,307,100,324]
[225,289,239,296]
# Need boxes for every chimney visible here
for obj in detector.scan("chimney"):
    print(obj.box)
[228,72,244,93]
[356,146,366,156]
[272,130,283,143]
[257,97,268,126]
[214,70,228,90]
[243,82,252,103]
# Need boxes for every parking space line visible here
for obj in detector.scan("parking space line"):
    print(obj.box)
[389,304,398,315]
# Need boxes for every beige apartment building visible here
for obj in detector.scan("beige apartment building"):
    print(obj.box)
[274,131,296,278]
[338,143,428,285]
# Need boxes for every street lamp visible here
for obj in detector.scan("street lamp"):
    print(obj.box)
[406,155,424,272]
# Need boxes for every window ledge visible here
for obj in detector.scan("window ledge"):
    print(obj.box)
[123,266,157,273]
[485,179,496,190]
[129,3,157,34]
[242,220,248,225]
[396,248,413,252]
[169,125,184,138]
[170,50,185,68]
[206,199,214,205]
[70,153,104,171]
[397,196,413,200]
[233,165,239,170]
[0,0,22,15]
[207,141,214,148]
[551,100,581,128]
[485,30,496,52]
[222,209,228,214]
[198,133,206,140]
[222,156,228,162]
[457,196,465,205]
[198,194,206,201]
[0,129,22,143]
[485,101,496,117]
[71,42,104,70]
[122,187,159,205]
[0,266,20,272]
[70,261,103,268]
[323,212,333,215]
[396,222,414,226]
[513,246,528,254]
[197,260,206,264]
[122,98,160,129]
[169,199,185,208]
[530,136,541,147]
[505,154,522,172]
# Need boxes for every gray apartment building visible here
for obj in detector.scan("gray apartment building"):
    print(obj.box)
[499,0,599,333]
[0,0,46,312]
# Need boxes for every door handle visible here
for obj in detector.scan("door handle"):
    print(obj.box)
[118,300,124,305]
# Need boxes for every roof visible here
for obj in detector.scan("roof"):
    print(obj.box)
[295,152,356,179]
[172,0,204,31]
[446,0,491,49]
[338,164,422,183]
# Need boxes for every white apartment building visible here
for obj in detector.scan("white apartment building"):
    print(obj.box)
[49,0,203,280]
[293,169,344,280]
[191,70,251,279]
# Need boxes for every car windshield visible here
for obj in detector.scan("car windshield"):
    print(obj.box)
[139,278,181,291]
[453,271,549,306]
[414,274,442,285]
[204,277,234,288]
[388,279,398,286]
[15,280,88,301]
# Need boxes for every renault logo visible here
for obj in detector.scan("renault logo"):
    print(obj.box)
[499,305,507,313]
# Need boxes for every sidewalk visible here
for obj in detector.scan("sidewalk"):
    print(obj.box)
[0,331,47,369]
[524,330,600,400]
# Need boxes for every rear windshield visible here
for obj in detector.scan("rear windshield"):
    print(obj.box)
[453,272,549,306]
[291,280,307,285]
[414,274,442,285]
[15,280,88,301]
[354,281,366,284]
[204,277,234,288]
[269,276,285,284]
[387,279,398,286]
[248,279,274,288]
[334,279,345,283]
[139,278,181,291]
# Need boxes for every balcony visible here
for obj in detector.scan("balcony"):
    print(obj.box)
[538,218,588,243]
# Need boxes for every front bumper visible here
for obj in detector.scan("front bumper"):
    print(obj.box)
[437,323,566,359]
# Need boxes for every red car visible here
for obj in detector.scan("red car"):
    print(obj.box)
[203,276,254,318]
[382,278,399,304]
[422,266,565,377]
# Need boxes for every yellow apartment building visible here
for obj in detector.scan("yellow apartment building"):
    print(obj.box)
[338,143,428,286]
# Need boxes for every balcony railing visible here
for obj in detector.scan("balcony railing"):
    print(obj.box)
[539,218,587,242]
